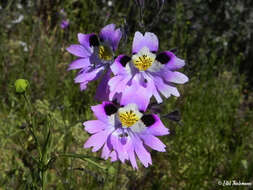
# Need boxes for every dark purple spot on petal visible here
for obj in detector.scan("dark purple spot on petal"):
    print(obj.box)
[104,103,118,115]
[141,114,156,126]
[119,133,128,138]
[89,34,99,47]
[119,55,131,67]
[121,136,127,145]
[156,52,171,64]
[151,51,157,54]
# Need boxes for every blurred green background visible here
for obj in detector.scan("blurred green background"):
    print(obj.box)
[0,0,253,189]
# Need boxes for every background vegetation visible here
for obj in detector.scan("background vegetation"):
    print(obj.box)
[0,0,253,189]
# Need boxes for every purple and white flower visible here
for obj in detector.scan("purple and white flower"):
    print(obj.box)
[83,99,169,169]
[108,31,188,105]
[59,9,69,29]
[66,24,122,100]
[60,19,69,29]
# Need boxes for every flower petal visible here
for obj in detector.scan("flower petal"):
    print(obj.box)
[132,31,158,54]
[167,57,185,70]
[145,75,163,103]
[84,129,111,152]
[74,67,103,83]
[109,150,118,162]
[83,120,106,134]
[133,136,152,167]
[101,139,113,160]
[91,102,113,123]
[60,20,69,29]
[140,134,166,152]
[108,75,132,100]
[95,69,112,101]
[99,24,122,51]
[156,51,185,70]
[110,55,131,75]
[146,114,169,136]
[152,76,180,98]
[161,70,189,84]
[78,33,97,48]
[68,58,91,70]
[66,45,91,58]
[130,120,147,133]
[147,60,164,73]
[80,82,88,91]
[119,77,151,111]
[109,131,129,163]
[124,139,138,169]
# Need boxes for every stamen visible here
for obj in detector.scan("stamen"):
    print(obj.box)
[119,110,140,127]
[99,45,113,61]
[133,54,154,71]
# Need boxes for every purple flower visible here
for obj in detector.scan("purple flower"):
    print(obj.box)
[66,24,122,100]
[60,20,69,29]
[60,9,66,16]
[83,98,169,169]
[108,31,188,105]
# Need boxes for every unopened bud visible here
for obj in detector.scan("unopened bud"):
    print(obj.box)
[15,79,29,93]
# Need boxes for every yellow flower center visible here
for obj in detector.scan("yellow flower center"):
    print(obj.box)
[98,45,113,61]
[118,110,140,127]
[132,55,154,71]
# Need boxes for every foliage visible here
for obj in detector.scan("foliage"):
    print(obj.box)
[0,0,252,189]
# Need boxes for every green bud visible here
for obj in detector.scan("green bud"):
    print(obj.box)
[15,79,29,93]
[107,166,116,175]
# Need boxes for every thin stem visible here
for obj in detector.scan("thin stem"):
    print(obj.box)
[23,93,42,157]
[41,170,47,190]
[138,6,145,30]
[58,153,106,170]
[23,93,45,189]
[146,0,164,30]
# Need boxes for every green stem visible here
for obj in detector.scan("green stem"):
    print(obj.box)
[58,153,106,170]
[139,6,145,30]
[23,93,45,189]
[23,93,42,157]
[41,170,47,190]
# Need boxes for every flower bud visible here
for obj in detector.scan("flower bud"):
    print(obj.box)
[15,79,29,93]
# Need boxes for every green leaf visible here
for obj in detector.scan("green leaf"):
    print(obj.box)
[58,153,106,170]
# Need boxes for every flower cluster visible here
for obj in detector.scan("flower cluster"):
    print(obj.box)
[59,9,69,29]
[67,24,188,169]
